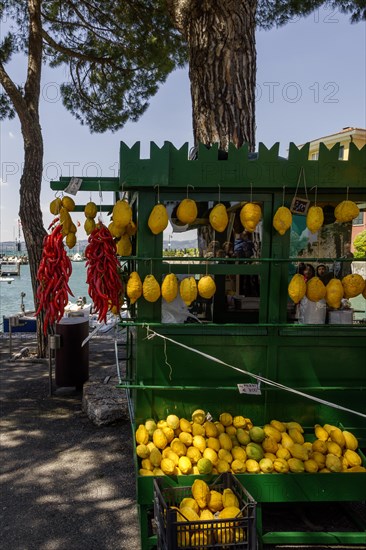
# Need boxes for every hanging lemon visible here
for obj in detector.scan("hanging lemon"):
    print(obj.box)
[143,274,161,302]
[61,195,76,212]
[177,198,198,224]
[325,278,344,309]
[84,218,96,235]
[334,200,359,223]
[209,203,228,232]
[116,234,132,256]
[125,220,137,236]
[113,199,132,228]
[108,221,125,238]
[306,276,326,302]
[306,206,324,234]
[198,275,216,299]
[180,276,198,306]
[342,274,365,298]
[148,204,169,235]
[288,274,306,304]
[59,206,72,235]
[127,272,143,304]
[66,232,77,249]
[240,202,262,233]
[49,197,62,215]
[161,273,179,303]
[273,206,292,236]
[84,201,98,219]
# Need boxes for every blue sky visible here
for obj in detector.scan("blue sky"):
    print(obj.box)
[1,6,365,243]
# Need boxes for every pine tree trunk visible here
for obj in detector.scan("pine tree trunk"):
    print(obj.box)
[20,0,47,357]
[19,128,47,357]
[168,0,257,151]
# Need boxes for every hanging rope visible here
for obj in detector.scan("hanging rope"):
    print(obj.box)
[143,326,366,420]
[294,167,308,201]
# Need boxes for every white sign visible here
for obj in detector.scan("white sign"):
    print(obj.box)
[64,177,83,195]
[237,383,261,395]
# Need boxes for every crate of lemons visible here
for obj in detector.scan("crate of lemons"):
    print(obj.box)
[153,472,256,549]
[135,409,365,476]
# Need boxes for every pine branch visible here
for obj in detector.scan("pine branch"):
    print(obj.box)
[0,61,28,122]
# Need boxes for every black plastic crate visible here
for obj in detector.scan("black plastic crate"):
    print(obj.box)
[153,473,256,549]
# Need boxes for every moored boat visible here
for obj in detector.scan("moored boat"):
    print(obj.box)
[0,276,14,284]
[0,260,21,276]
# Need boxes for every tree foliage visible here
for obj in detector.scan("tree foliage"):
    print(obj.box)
[353,229,366,258]
[1,1,363,133]
[1,0,187,132]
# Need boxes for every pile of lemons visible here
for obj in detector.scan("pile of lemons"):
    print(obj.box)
[168,479,247,547]
[135,410,364,476]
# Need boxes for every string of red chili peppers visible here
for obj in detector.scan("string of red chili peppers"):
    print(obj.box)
[85,222,124,323]
[35,219,73,335]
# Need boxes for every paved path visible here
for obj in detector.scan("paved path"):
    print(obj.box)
[0,334,140,550]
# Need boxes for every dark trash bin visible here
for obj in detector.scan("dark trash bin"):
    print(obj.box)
[55,317,89,389]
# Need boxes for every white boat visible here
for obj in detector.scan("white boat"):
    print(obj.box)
[64,298,92,318]
[71,252,85,262]
[0,261,21,276]
[0,276,14,283]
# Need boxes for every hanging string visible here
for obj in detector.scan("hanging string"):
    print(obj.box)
[282,186,286,207]
[98,179,103,220]
[294,168,302,200]
[163,338,173,381]
[145,326,172,380]
[314,185,318,207]
[154,184,160,203]
[346,186,349,200]
[150,259,153,274]
[250,182,253,203]
[303,168,308,200]
[218,184,221,203]
[186,184,194,199]
[144,327,366,420]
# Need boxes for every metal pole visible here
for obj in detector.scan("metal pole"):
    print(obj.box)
[9,315,20,356]
[48,334,61,397]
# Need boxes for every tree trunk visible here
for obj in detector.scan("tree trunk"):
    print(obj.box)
[21,0,47,357]
[19,127,47,357]
[168,0,257,151]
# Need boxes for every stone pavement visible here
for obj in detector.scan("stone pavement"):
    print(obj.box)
[0,333,141,550]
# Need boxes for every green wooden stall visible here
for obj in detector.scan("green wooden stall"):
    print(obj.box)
[51,140,366,549]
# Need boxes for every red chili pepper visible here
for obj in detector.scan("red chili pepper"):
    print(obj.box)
[85,222,124,322]
[35,222,74,334]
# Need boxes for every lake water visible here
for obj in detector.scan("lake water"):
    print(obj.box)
[0,261,89,329]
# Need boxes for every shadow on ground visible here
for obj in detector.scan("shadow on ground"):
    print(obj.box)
[0,335,140,550]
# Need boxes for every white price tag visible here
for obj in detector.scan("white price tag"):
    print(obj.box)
[237,383,261,395]
[64,177,83,195]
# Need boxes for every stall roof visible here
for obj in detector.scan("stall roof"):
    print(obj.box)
[50,140,366,194]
